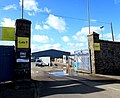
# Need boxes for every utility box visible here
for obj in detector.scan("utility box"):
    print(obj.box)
[15,19,31,80]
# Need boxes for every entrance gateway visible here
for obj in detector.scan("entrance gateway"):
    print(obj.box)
[74,49,91,73]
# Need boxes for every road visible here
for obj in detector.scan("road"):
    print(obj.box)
[31,64,120,98]
[1,63,119,98]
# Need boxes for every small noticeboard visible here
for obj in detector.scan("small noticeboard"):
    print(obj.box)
[17,37,29,48]
[94,43,100,51]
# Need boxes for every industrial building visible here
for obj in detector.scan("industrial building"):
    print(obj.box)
[32,49,70,60]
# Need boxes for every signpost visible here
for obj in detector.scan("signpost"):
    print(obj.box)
[15,19,31,80]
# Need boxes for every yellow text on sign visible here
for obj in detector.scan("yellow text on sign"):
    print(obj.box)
[17,37,29,48]
[94,43,100,51]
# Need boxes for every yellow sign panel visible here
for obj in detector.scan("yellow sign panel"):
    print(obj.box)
[17,37,29,48]
[2,27,15,41]
[94,43,100,51]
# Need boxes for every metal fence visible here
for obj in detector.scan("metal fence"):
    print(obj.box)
[74,49,91,73]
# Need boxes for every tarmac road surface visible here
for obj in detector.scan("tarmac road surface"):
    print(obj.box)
[0,63,120,98]
[32,65,120,98]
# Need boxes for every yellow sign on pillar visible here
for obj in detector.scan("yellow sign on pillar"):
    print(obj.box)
[17,37,29,48]
[94,43,100,51]
[0,27,15,41]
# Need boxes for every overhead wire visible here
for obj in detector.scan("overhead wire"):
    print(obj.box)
[0,4,110,25]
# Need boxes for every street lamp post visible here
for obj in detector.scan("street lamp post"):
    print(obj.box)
[100,26,104,40]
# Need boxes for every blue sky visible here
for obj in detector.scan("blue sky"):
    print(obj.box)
[0,0,120,53]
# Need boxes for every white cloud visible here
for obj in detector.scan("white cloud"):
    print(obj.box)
[66,42,87,53]
[19,0,39,12]
[67,42,84,48]
[0,18,15,27]
[19,0,51,16]
[73,35,87,42]
[46,14,66,32]
[103,33,112,39]
[35,24,50,30]
[73,26,102,42]
[43,24,50,30]
[117,34,120,39]
[115,33,120,41]
[44,8,51,13]
[3,4,17,10]
[91,19,97,22]
[31,43,61,52]
[52,43,61,49]
[32,35,53,43]
[62,36,70,42]
[28,12,35,16]
[35,24,42,30]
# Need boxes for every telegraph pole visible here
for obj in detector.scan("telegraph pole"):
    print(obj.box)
[87,0,91,34]
[86,0,92,74]
[110,22,114,41]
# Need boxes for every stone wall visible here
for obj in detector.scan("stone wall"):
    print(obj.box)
[88,32,120,75]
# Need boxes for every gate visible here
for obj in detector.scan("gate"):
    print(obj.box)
[74,49,91,73]
[0,46,15,82]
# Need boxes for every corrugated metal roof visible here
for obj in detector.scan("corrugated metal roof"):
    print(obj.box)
[32,49,70,58]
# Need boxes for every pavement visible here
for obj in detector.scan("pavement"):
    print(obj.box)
[64,70,120,88]
[72,72,120,81]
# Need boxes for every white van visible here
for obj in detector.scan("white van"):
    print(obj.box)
[35,59,43,66]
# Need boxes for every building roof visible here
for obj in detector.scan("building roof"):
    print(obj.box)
[32,49,70,58]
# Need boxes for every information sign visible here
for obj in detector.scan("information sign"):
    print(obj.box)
[17,37,29,48]
[94,43,100,51]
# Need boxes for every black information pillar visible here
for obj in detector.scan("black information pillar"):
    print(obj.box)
[15,19,31,80]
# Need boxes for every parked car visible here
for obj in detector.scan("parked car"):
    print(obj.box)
[35,59,43,66]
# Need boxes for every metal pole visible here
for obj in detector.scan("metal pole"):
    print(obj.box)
[100,26,104,40]
[87,0,90,34]
[87,0,92,74]
[110,22,114,41]
[101,29,103,40]
[22,0,24,19]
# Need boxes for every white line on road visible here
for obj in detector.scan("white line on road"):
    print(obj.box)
[108,87,120,91]
[51,83,80,89]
